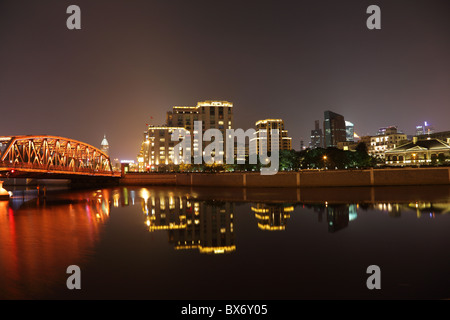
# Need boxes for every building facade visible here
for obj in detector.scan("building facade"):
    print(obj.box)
[385,138,450,166]
[138,126,186,171]
[369,126,407,159]
[324,110,346,148]
[253,119,292,155]
[345,121,354,142]
[310,120,323,149]
[166,100,234,163]
[415,121,435,136]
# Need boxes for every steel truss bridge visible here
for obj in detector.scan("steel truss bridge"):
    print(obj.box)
[0,135,120,180]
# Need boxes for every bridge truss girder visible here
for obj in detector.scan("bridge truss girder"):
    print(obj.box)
[0,135,113,175]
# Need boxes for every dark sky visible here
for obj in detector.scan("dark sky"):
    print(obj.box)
[1,0,449,160]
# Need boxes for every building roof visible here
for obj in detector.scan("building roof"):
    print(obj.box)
[416,130,450,140]
[386,138,450,153]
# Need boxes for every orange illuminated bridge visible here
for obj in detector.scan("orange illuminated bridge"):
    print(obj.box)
[0,135,120,179]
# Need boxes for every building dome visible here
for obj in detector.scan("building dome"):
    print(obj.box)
[101,135,109,146]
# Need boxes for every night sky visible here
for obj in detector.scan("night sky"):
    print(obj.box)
[1,0,449,160]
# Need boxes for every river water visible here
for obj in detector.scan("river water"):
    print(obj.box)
[1,185,449,300]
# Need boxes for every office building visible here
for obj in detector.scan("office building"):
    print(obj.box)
[345,121,354,142]
[310,120,323,149]
[415,121,435,136]
[324,111,346,148]
[253,119,292,155]
[137,125,186,171]
[166,100,234,162]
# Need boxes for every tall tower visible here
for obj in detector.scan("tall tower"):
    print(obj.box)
[345,121,355,142]
[310,120,323,148]
[101,135,109,156]
[324,111,346,148]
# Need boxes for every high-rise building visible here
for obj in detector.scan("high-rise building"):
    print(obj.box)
[323,110,346,148]
[310,120,323,149]
[415,121,435,136]
[137,125,185,171]
[166,100,234,162]
[345,121,354,142]
[167,101,233,133]
[253,119,292,155]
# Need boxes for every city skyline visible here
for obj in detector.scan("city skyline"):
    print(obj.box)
[1,0,449,161]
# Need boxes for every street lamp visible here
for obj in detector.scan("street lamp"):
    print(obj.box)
[323,155,328,169]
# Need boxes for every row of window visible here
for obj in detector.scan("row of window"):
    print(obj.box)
[386,153,446,161]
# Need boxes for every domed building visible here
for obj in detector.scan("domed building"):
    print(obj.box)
[101,135,109,156]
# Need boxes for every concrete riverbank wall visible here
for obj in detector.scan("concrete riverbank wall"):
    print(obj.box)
[120,167,450,188]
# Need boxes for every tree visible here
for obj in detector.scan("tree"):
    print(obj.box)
[279,150,300,171]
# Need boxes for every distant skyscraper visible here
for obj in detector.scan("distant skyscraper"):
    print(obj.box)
[345,121,354,142]
[310,120,323,149]
[415,121,435,136]
[324,111,346,148]
[101,135,109,156]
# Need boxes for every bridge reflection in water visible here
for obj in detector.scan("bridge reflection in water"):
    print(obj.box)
[0,189,111,299]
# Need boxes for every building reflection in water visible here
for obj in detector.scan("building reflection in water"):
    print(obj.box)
[374,202,450,219]
[250,199,450,234]
[251,203,293,231]
[0,189,111,299]
[140,189,235,254]
[251,202,357,233]
[325,204,351,233]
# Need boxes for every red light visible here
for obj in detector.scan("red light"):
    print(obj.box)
[11,170,15,173]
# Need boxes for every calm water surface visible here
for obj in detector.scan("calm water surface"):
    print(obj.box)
[1,185,450,300]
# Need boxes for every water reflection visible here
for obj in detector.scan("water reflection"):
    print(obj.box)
[251,203,293,231]
[139,188,235,254]
[1,185,450,299]
[0,189,111,299]
[135,187,450,243]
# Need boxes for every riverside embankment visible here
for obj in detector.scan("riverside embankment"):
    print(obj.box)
[119,167,450,188]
